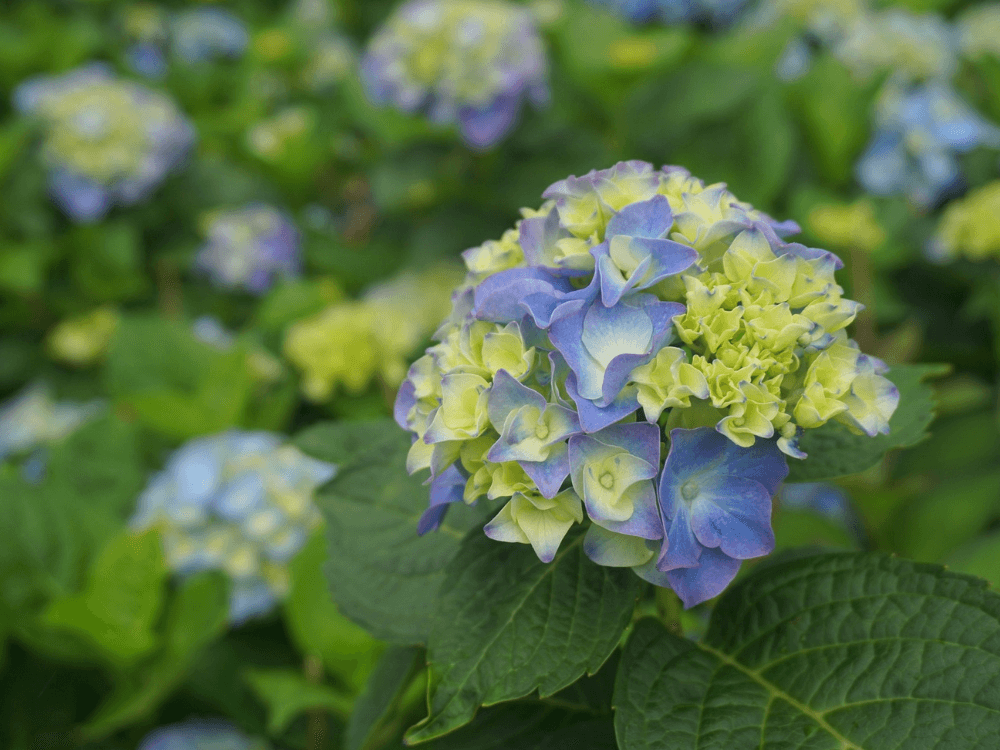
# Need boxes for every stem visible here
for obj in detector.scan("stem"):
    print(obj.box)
[848,247,877,353]
[655,587,684,637]
[304,655,327,750]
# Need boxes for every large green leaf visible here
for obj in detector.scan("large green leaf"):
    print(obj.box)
[615,552,1000,750]
[788,364,947,482]
[295,419,485,645]
[81,572,230,739]
[42,529,166,666]
[406,526,642,744]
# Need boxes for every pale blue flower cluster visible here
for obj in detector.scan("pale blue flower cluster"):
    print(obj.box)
[588,0,748,26]
[0,383,102,482]
[131,431,336,623]
[13,64,195,222]
[396,161,897,607]
[360,0,549,149]
[139,720,268,750]
[124,7,248,77]
[195,205,302,295]
[856,79,1000,208]
[766,2,1000,207]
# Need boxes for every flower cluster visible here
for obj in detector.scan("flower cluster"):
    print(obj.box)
[195,205,301,294]
[589,0,748,26]
[131,431,335,623]
[855,79,1000,208]
[768,2,1000,207]
[0,384,102,463]
[14,64,195,222]
[284,265,462,401]
[123,6,248,77]
[360,0,549,149]
[395,161,899,606]
[928,181,1000,263]
[139,720,268,750]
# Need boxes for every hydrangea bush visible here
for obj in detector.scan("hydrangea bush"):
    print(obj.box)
[395,161,899,606]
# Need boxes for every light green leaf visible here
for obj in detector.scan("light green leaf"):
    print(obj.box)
[82,572,230,739]
[344,646,422,750]
[614,552,1000,750]
[42,529,166,665]
[283,531,383,691]
[406,526,641,744]
[295,419,485,645]
[789,363,947,482]
[244,667,354,736]
[947,532,1000,589]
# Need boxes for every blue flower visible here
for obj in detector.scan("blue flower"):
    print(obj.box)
[172,8,249,64]
[139,719,268,750]
[648,427,788,607]
[131,431,335,623]
[195,205,302,294]
[856,79,1000,207]
[588,0,748,26]
[13,64,194,221]
[360,0,549,149]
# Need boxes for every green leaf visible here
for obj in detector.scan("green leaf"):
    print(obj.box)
[81,572,230,739]
[947,532,1000,589]
[244,668,354,736]
[788,363,947,482]
[421,703,618,750]
[344,646,422,750]
[283,531,383,691]
[42,530,167,665]
[295,419,485,645]
[406,527,641,744]
[614,552,1000,750]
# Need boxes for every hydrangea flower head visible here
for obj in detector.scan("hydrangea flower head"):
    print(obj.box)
[856,79,1000,208]
[195,205,301,294]
[395,161,899,606]
[172,8,249,63]
[284,265,462,400]
[588,0,748,26]
[131,431,335,623]
[360,0,549,149]
[957,3,1000,60]
[139,720,268,750]
[833,9,958,82]
[0,383,102,464]
[13,64,194,221]
[928,181,1000,262]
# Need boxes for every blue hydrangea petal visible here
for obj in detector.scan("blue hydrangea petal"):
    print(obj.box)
[50,171,112,222]
[459,94,519,150]
[605,194,673,238]
[519,442,571,498]
[657,502,702,571]
[689,475,775,559]
[214,474,267,522]
[564,373,640,433]
[663,427,788,496]
[472,267,574,324]
[230,579,278,625]
[665,546,743,609]
[418,464,466,535]
[487,369,546,431]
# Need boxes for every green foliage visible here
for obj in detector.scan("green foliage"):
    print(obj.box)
[297,419,486,645]
[615,552,1000,750]
[244,667,354,735]
[43,529,167,666]
[344,646,422,750]
[407,527,641,743]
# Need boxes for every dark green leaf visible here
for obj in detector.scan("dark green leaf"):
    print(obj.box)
[615,552,1000,750]
[406,526,641,743]
[788,363,947,482]
[345,645,422,750]
[296,419,485,645]
[422,703,618,750]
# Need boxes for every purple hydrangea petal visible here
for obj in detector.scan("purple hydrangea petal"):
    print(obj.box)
[418,464,466,535]
[519,442,571,498]
[458,94,520,150]
[50,171,112,222]
[564,373,640,433]
[487,368,546,431]
[473,267,575,324]
[605,194,673,238]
